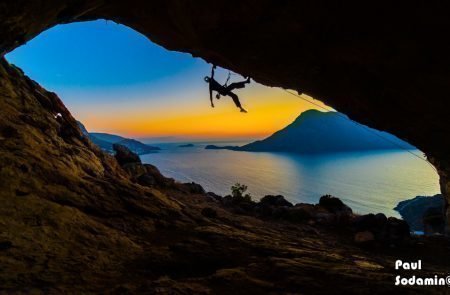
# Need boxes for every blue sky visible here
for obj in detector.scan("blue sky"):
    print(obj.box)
[6,20,313,139]
[7,20,209,98]
[7,20,202,86]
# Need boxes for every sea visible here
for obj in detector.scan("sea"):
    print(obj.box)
[140,141,440,218]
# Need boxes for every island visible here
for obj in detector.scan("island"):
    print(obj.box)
[178,143,195,148]
[205,110,415,154]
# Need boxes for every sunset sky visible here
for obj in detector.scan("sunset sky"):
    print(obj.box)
[6,20,328,141]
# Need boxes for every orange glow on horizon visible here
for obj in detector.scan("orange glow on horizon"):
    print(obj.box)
[75,86,330,140]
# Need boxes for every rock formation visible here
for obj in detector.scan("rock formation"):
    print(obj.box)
[395,194,445,234]
[1,1,450,293]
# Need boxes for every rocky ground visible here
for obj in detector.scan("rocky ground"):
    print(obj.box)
[1,57,450,294]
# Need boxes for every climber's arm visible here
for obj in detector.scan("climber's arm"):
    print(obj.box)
[211,65,216,79]
[209,87,214,108]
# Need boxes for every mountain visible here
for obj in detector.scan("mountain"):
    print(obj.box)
[89,132,126,143]
[116,138,160,154]
[77,121,160,155]
[206,110,415,153]
[90,136,116,153]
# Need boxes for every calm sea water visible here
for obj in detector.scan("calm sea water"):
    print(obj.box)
[141,142,440,218]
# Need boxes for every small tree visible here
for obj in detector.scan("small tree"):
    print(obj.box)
[231,183,252,202]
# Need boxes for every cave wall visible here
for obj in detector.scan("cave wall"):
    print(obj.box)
[3,55,431,294]
[1,1,449,227]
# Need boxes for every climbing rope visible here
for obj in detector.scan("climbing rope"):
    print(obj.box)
[223,71,232,87]
[216,67,242,87]
[282,89,438,173]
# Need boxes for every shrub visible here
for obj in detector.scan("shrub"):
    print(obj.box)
[231,183,252,201]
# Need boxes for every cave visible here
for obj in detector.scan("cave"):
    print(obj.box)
[1,1,449,293]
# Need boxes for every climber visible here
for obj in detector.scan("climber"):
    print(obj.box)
[204,65,250,113]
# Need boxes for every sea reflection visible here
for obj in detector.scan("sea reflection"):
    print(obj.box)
[141,144,440,217]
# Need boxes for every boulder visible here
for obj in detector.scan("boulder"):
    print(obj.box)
[259,195,293,207]
[276,203,335,224]
[143,164,175,187]
[423,207,445,235]
[352,214,378,232]
[221,194,256,213]
[374,213,388,227]
[136,174,157,186]
[318,195,353,224]
[385,217,410,241]
[237,200,257,212]
[353,213,387,230]
[207,192,222,202]
[255,195,293,218]
[123,162,176,188]
[319,195,352,215]
[222,195,233,206]
[352,214,410,243]
[354,231,375,244]
[291,204,316,221]
[182,182,206,194]
[113,144,141,166]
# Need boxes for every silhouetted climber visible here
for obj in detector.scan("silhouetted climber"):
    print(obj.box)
[204,65,250,113]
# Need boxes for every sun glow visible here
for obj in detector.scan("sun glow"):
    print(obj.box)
[76,85,327,140]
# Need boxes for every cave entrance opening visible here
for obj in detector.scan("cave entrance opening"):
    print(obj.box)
[4,20,441,233]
